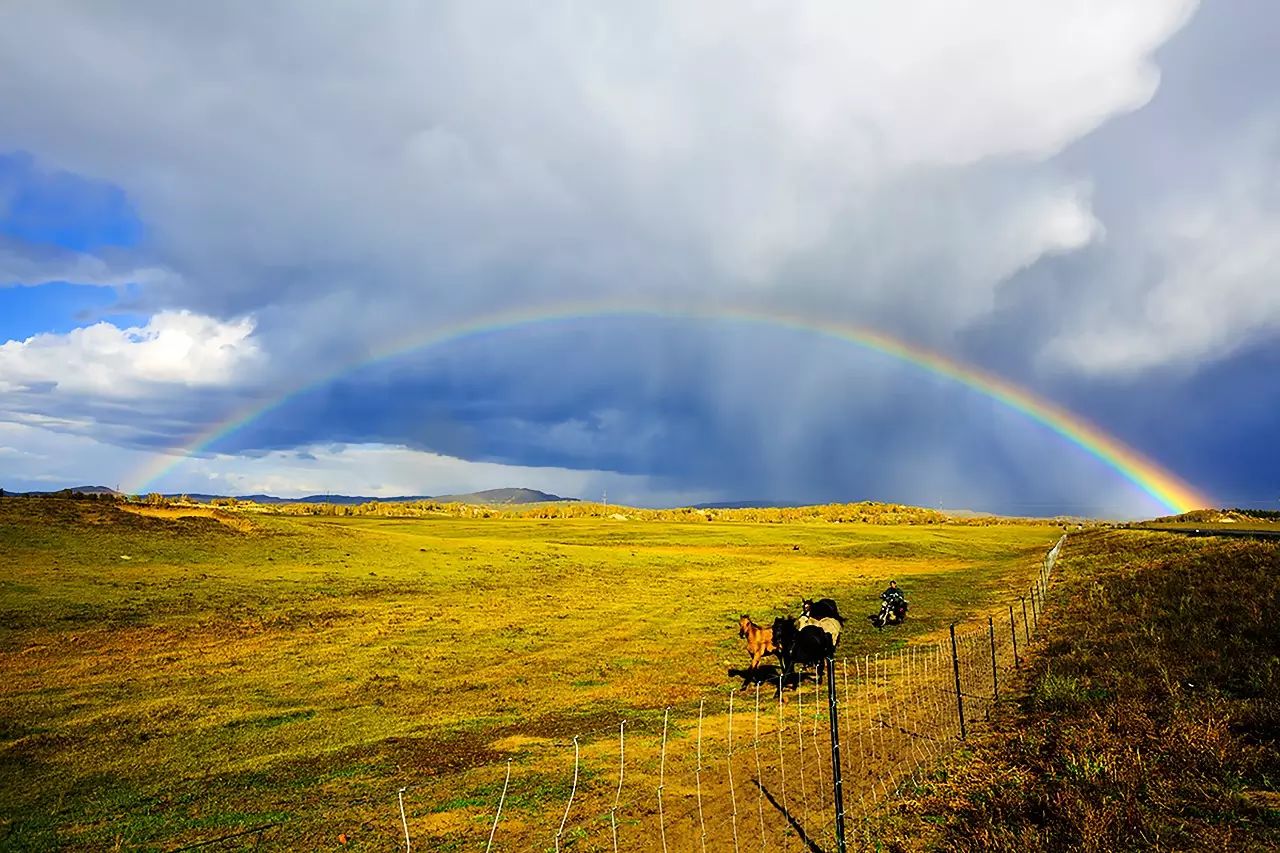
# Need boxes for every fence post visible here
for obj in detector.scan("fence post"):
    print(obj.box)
[753,685,766,850]
[1021,597,1031,643]
[486,760,513,853]
[610,723,625,853]
[1009,604,1020,668]
[827,656,847,853]
[988,615,999,706]
[948,624,966,740]
[695,700,707,853]
[657,709,669,853]
[397,787,410,853]
[727,693,740,853]
[1030,584,1039,631]
[554,737,580,853]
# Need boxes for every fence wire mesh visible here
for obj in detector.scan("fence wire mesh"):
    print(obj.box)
[387,534,1068,852]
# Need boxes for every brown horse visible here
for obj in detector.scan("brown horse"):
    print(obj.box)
[737,615,779,684]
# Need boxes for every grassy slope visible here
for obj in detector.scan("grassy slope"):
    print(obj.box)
[884,528,1280,851]
[1140,520,1280,535]
[0,499,1057,850]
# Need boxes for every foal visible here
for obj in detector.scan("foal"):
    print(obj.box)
[737,615,778,682]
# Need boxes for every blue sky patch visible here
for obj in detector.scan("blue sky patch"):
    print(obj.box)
[1,151,143,251]
[0,281,145,342]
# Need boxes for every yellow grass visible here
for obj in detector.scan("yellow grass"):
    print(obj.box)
[0,497,1059,850]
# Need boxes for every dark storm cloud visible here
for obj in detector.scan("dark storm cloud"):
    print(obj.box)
[189,318,1170,514]
[3,2,1275,513]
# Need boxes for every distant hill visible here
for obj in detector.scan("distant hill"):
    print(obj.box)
[5,485,576,505]
[1150,508,1257,524]
[180,487,577,505]
[4,485,122,497]
[692,499,810,509]
[428,488,576,504]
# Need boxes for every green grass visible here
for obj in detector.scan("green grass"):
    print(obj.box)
[0,497,1059,850]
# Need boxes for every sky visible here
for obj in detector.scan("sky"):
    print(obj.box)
[1,1,1277,517]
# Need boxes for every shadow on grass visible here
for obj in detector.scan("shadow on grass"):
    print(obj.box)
[728,663,836,694]
[727,663,784,691]
[755,779,827,853]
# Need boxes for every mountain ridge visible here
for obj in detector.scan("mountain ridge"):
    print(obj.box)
[3,486,578,505]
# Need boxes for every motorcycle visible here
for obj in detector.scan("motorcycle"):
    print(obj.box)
[870,597,908,629]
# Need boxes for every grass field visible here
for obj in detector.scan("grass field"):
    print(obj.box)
[881,528,1280,851]
[1138,519,1280,537]
[0,498,1060,850]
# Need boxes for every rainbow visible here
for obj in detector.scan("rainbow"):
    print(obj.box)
[125,303,1211,513]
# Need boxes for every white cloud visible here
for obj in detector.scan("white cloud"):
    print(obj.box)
[0,420,713,506]
[0,310,261,395]
[0,1,1193,337]
[2,2,1252,514]
[156,442,713,506]
[0,421,149,491]
[1045,122,1280,374]
[0,237,168,289]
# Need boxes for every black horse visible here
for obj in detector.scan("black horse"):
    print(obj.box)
[802,597,845,623]
[771,616,835,686]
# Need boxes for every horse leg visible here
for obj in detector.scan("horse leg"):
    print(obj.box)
[740,648,761,691]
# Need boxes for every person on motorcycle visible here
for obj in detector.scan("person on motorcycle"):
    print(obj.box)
[880,580,908,623]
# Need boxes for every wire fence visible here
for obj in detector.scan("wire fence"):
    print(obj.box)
[391,534,1067,852]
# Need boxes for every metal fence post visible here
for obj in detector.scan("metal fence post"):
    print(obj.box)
[1030,584,1039,631]
[949,624,966,740]
[827,656,847,853]
[1021,597,1031,643]
[1009,604,1020,668]
[988,615,999,704]
[397,787,411,853]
